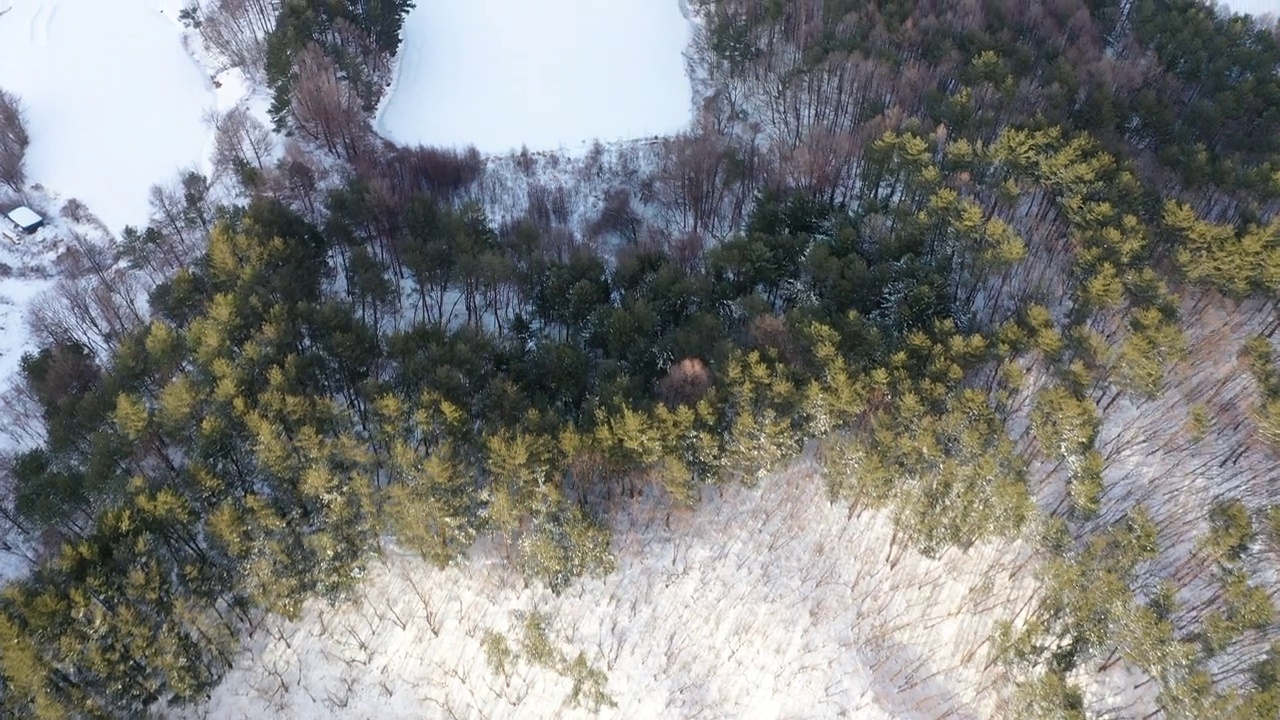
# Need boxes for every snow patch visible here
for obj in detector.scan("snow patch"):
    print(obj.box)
[1222,0,1279,20]
[376,0,695,154]
[0,276,50,385]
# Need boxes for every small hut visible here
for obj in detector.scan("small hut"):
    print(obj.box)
[5,206,44,235]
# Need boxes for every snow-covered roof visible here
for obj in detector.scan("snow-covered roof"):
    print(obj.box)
[6,206,42,231]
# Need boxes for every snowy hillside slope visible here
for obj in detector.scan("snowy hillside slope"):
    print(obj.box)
[172,458,1038,720]
[1071,293,1280,714]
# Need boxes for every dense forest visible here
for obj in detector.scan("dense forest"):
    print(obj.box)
[0,0,1277,717]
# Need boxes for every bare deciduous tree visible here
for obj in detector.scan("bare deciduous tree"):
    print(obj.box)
[772,129,859,205]
[362,144,485,208]
[290,44,371,161]
[268,140,329,223]
[200,0,280,80]
[587,189,642,244]
[0,88,30,192]
[146,171,212,268]
[29,233,148,358]
[746,314,800,363]
[526,182,573,232]
[212,106,276,186]
[652,130,763,238]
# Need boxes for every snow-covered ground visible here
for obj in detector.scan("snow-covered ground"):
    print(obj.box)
[0,0,244,234]
[377,0,695,154]
[173,459,1038,720]
[0,276,51,387]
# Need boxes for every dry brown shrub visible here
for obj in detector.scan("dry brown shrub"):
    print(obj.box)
[371,145,484,206]
[746,314,800,364]
[657,357,713,409]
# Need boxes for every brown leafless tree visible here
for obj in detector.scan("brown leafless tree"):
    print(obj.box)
[212,106,277,186]
[30,234,147,357]
[651,131,762,239]
[771,129,859,205]
[363,144,485,207]
[0,88,30,192]
[746,314,801,363]
[290,44,371,161]
[58,198,109,235]
[587,188,643,244]
[0,381,47,452]
[526,182,573,232]
[200,0,279,79]
[267,140,329,223]
[146,171,212,269]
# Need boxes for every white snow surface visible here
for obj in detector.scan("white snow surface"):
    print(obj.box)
[0,0,233,234]
[175,460,1038,720]
[1223,0,1280,18]
[377,0,695,154]
[0,277,49,390]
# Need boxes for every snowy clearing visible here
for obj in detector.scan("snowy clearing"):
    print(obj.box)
[377,0,695,154]
[174,459,1038,720]
[0,0,226,233]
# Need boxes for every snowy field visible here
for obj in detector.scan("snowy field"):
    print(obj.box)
[0,0,225,233]
[174,460,1038,720]
[377,0,695,154]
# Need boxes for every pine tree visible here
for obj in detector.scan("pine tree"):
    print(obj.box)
[718,352,801,486]
[381,441,476,567]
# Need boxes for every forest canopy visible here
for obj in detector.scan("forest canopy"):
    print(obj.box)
[0,0,1278,717]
